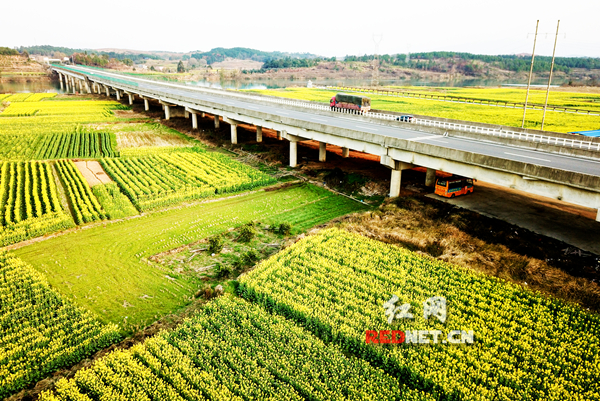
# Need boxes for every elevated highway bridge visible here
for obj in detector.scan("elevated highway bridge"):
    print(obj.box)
[51,65,600,222]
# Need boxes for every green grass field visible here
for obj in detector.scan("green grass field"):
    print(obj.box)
[248,87,600,133]
[13,184,368,330]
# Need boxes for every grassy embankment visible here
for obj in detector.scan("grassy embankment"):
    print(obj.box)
[13,183,368,331]
[247,87,600,133]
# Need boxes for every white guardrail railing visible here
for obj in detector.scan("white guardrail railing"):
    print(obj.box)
[61,66,600,152]
[251,93,600,152]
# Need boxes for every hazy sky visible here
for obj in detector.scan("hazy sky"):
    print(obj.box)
[4,0,600,58]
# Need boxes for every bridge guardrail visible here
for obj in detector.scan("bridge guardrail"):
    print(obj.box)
[54,66,600,152]
[241,91,600,152]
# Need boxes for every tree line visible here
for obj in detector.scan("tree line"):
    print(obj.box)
[343,52,600,73]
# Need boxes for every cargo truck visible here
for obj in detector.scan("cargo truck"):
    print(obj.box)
[330,93,371,113]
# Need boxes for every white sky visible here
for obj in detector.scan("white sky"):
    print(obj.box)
[4,0,600,58]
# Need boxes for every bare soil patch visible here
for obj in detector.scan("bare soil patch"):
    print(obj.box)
[73,161,112,186]
[116,130,191,148]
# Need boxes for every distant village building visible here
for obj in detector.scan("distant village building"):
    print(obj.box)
[307,80,313,88]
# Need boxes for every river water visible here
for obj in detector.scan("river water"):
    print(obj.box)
[0,76,568,93]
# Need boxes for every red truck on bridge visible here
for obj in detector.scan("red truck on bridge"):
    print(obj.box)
[330,93,371,113]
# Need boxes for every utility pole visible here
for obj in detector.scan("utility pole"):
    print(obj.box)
[522,20,539,128]
[541,20,560,131]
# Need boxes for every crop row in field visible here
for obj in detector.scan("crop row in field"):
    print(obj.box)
[40,296,432,401]
[249,88,600,133]
[91,182,138,220]
[0,100,127,160]
[0,252,121,398]
[36,131,118,159]
[14,184,369,327]
[0,161,73,246]
[0,93,56,103]
[239,228,600,401]
[55,160,106,224]
[101,148,277,211]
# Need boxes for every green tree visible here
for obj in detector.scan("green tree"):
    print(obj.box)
[177,60,185,73]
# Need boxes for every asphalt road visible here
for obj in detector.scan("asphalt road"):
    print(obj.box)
[69,66,600,177]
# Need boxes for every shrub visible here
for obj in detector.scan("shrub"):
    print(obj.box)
[238,224,256,242]
[242,249,260,266]
[277,222,292,235]
[208,234,224,254]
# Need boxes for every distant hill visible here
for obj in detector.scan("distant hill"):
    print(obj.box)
[190,47,320,65]
[17,46,163,62]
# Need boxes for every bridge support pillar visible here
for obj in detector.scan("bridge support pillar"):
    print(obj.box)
[164,105,170,120]
[319,142,327,162]
[71,79,76,94]
[342,147,350,158]
[214,115,220,129]
[382,157,415,198]
[58,74,64,90]
[277,130,282,140]
[256,126,263,142]
[105,86,110,96]
[390,169,402,198]
[144,98,149,111]
[201,112,205,118]
[191,112,198,129]
[290,140,298,167]
[78,80,83,93]
[128,93,134,105]
[425,168,436,187]
[231,124,238,144]
[116,90,121,101]
[185,110,189,119]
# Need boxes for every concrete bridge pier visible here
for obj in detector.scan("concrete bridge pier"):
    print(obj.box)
[201,112,205,118]
[58,73,64,90]
[381,155,414,197]
[319,142,327,162]
[127,93,134,105]
[277,130,283,140]
[214,115,220,129]
[256,126,263,142]
[115,90,121,101]
[187,109,198,129]
[230,124,238,144]
[425,168,436,187]
[184,110,189,119]
[78,80,83,93]
[342,147,350,158]
[105,86,110,97]
[71,79,76,94]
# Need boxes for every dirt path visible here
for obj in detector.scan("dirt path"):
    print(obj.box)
[73,161,112,186]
